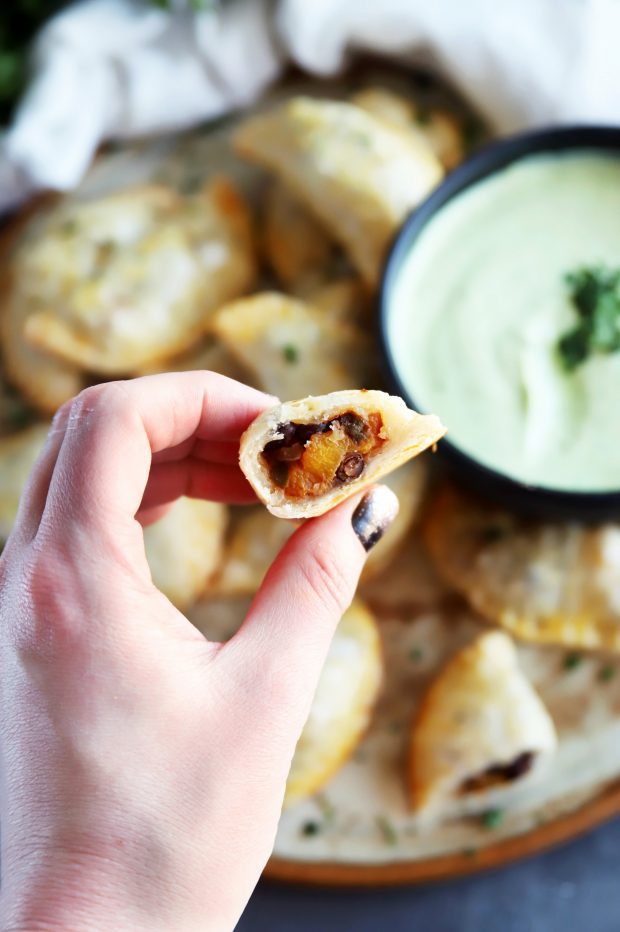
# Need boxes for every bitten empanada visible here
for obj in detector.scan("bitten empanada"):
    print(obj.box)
[409,631,557,819]
[285,600,382,805]
[234,97,442,286]
[144,497,228,611]
[16,179,256,374]
[352,87,466,171]
[425,485,620,652]
[211,292,372,399]
[239,390,444,519]
[0,422,49,540]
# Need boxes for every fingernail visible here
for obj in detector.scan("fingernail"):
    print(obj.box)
[351,485,399,552]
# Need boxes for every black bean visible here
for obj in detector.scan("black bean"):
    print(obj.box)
[335,452,365,483]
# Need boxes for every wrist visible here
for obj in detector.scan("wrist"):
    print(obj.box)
[1,833,227,932]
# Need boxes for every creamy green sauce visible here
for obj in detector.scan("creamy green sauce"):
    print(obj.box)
[388,152,620,491]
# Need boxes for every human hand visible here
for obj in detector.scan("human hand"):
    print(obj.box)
[0,373,398,932]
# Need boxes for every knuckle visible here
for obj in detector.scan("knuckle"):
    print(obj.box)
[300,537,353,620]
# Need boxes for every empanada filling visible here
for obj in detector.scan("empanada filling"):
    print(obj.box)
[261,410,386,499]
[459,751,535,794]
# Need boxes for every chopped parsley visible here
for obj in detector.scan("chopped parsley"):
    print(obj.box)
[563,652,583,672]
[599,665,616,683]
[282,344,299,364]
[409,646,424,662]
[481,808,504,830]
[375,814,398,845]
[301,820,321,837]
[558,266,620,371]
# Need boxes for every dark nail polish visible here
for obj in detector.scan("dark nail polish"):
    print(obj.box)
[351,486,399,552]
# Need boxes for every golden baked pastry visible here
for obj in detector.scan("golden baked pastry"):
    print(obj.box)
[409,631,557,818]
[234,97,442,285]
[285,600,382,805]
[425,484,620,652]
[15,179,256,374]
[144,497,228,611]
[211,292,372,400]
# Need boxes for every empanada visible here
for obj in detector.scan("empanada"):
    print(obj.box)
[212,459,428,596]
[144,497,228,611]
[262,182,335,289]
[285,600,382,805]
[304,277,370,326]
[362,460,429,579]
[135,335,250,385]
[425,485,620,652]
[17,178,256,374]
[0,422,49,540]
[234,97,442,285]
[209,506,297,597]
[352,87,465,171]
[409,631,557,819]
[1,272,84,415]
[211,292,372,399]
[239,390,445,519]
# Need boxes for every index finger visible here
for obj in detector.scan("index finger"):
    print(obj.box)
[41,372,275,538]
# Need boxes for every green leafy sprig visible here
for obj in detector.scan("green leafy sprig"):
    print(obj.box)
[558,266,620,372]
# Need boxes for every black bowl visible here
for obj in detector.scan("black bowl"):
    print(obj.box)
[379,125,620,522]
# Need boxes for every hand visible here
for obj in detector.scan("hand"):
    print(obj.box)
[0,373,398,932]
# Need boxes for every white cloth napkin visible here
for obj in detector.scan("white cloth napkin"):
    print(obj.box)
[2,0,620,212]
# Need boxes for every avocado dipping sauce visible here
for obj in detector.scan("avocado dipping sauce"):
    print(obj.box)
[388,151,620,492]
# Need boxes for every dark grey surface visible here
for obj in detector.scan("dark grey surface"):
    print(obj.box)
[237,817,620,931]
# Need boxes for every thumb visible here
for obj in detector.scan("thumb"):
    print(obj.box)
[221,485,399,733]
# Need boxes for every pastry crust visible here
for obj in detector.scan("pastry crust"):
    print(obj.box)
[409,631,557,819]
[211,460,428,596]
[15,178,256,375]
[0,422,49,539]
[239,390,445,519]
[144,497,228,611]
[211,292,372,399]
[352,87,465,171]
[262,182,335,288]
[0,203,84,415]
[285,599,382,805]
[234,97,442,286]
[425,484,620,652]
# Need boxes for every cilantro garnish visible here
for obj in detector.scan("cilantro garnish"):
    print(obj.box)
[558,266,620,371]
[282,344,299,364]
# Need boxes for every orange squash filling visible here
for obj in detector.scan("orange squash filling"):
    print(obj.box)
[261,410,386,500]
